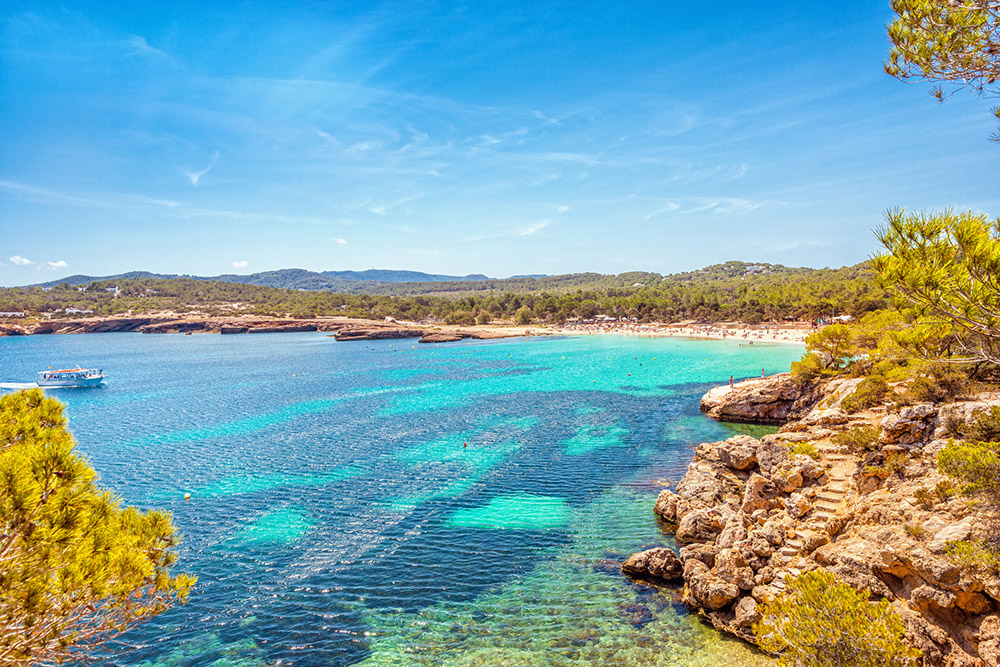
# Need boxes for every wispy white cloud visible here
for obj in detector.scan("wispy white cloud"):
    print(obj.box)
[370,194,423,216]
[183,151,220,186]
[330,237,348,245]
[556,205,570,214]
[517,220,550,237]
[46,260,68,269]
[124,35,167,59]
[10,255,34,266]
[640,202,682,221]
[231,260,249,268]
[346,141,381,154]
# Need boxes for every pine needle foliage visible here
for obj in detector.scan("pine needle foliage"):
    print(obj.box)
[754,570,919,667]
[886,0,1000,140]
[0,389,194,665]
[873,209,1000,366]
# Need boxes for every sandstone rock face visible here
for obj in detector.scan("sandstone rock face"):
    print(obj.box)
[685,559,740,610]
[621,548,683,581]
[653,489,680,523]
[785,492,811,518]
[716,436,758,470]
[626,382,1000,667]
[676,507,732,545]
[756,436,790,476]
[927,517,975,554]
[700,373,822,424]
[880,403,937,445]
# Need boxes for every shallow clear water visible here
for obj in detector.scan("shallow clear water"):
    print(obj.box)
[0,332,800,666]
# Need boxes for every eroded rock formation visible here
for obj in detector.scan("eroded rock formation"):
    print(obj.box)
[699,373,824,424]
[629,378,1000,666]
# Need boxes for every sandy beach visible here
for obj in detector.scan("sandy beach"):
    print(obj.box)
[514,320,810,346]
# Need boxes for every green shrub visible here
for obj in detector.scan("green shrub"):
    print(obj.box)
[864,465,891,479]
[514,306,533,325]
[842,376,890,413]
[790,352,825,383]
[937,439,1000,502]
[833,424,882,453]
[897,366,971,405]
[913,487,935,510]
[444,310,474,325]
[941,413,967,439]
[947,540,1000,575]
[965,407,1000,442]
[885,451,910,474]
[475,311,492,325]
[935,479,956,501]
[755,570,920,667]
[904,522,924,538]
[792,441,820,460]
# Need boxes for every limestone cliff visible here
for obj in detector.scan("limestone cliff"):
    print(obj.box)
[699,373,825,424]
[629,378,1000,667]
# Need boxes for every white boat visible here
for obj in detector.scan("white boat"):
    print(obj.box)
[37,368,106,388]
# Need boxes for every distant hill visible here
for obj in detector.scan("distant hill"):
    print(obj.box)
[34,268,493,291]
[27,262,851,299]
[321,269,490,282]
[5,260,885,325]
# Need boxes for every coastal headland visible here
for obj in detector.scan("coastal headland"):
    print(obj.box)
[623,373,1000,666]
[0,314,810,345]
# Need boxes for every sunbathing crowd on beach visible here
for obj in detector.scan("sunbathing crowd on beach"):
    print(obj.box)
[550,321,809,344]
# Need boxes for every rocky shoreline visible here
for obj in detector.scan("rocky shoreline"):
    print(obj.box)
[0,316,536,344]
[624,373,1000,666]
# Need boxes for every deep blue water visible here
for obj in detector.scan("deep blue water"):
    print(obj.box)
[0,332,799,666]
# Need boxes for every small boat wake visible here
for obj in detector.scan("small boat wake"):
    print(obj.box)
[0,382,38,390]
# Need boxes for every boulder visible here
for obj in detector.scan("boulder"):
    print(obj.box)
[676,465,726,506]
[653,489,680,523]
[717,517,748,549]
[678,543,719,568]
[717,436,759,470]
[791,454,825,480]
[801,408,850,427]
[676,507,731,545]
[880,404,937,446]
[419,332,465,343]
[978,616,1000,667]
[741,473,774,514]
[714,548,756,590]
[684,559,741,610]
[700,373,822,425]
[771,462,804,494]
[751,584,780,604]
[756,436,790,476]
[927,517,975,554]
[733,596,762,627]
[813,377,865,411]
[748,531,774,558]
[785,492,811,518]
[758,519,786,548]
[621,547,684,581]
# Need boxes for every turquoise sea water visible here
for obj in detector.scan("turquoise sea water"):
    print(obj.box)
[0,332,800,666]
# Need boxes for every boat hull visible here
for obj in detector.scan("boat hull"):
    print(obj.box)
[37,376,105,388]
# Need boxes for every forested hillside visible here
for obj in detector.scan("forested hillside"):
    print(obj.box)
[2,261,886,324]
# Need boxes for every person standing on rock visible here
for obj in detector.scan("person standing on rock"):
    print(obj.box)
[761,369,765,379]
[729,375,734,388]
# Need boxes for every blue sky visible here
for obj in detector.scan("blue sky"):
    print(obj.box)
[1,1,997,286]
